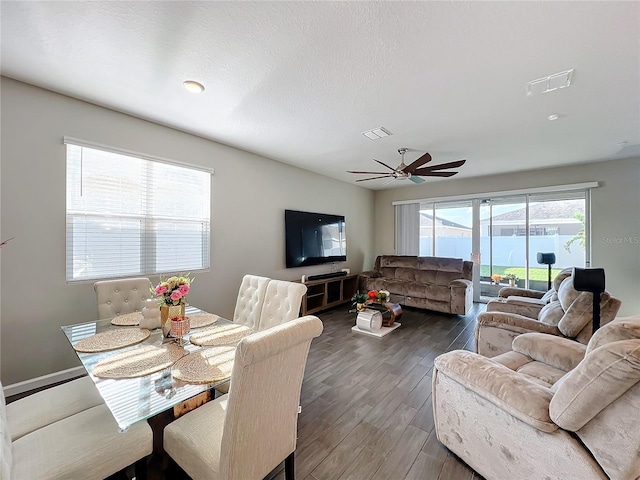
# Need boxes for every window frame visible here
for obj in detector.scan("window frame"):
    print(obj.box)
[64,137,213,283]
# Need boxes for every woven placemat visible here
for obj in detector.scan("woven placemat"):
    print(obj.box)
[92,343,186,378]
[189,324,251,347]
[110,312,143,326]
[189,312,220,329]
[171,346,236,384]
[73,328,150,353]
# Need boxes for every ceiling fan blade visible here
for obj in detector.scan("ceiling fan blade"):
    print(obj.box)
[409,175,425,184]
[347,170,391,175]
[411,170,458,177]
[373,159,398,172]
[404,152,432,173]
[355,175,393,182]
[413,159,466,172]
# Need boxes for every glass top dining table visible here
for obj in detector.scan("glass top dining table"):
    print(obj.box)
[61,306,236,432]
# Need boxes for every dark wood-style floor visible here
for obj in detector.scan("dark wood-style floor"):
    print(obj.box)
[10,303,487,480]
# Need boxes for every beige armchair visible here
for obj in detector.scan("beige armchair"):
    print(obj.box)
[433,315,640,480]
[94,276,152,319]
[486,267,573,318]
[476,275,621,357]
[164,315,323,480]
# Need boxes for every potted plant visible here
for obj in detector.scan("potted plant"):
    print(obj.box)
[351,291,369,311]
[504,273,519,287]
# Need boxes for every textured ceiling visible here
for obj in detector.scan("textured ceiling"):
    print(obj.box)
[1,1,639,190]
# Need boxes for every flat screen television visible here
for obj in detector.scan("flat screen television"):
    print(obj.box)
[285,209,347,268]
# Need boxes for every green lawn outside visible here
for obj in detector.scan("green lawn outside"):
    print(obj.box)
[479,266,562,281]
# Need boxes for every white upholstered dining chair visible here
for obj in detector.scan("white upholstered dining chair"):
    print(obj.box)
[257,279,308,331]
[164,315,324,480]
[232,274,271,330]
[94,276,153,319]
[1,379,152,480]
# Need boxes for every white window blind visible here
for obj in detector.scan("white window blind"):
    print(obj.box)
[66,140,211,282]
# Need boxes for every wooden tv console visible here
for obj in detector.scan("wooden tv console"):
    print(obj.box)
[300,273,359,315]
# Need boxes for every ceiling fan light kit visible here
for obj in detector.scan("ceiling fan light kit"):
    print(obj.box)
[347,148,465,184]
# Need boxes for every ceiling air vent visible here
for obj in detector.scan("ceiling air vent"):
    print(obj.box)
[361,127,392,140]
[526,69,574,96]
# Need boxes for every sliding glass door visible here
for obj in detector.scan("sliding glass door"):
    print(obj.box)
[479,196,527,298]
[405,189,589,302]
[477,192,587,299]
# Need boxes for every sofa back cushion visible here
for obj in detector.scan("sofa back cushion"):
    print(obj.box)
[550,339,640,431]
[375,256,472,284]
[586,315,640,355]
[378,256,419,269]
[395,268,416,282]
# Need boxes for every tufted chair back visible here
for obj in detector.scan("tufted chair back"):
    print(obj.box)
[232,275,270,330]
[257,280,307,331]
[94,277,152,319]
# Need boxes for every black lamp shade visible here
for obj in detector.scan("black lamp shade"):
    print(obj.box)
[573,267,606,293]
[537,252,556,265]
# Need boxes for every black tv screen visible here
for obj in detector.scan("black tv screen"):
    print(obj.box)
[285,210,347,268]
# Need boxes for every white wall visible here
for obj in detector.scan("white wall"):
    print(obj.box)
[0,77,375,384]
[374,158,640,316]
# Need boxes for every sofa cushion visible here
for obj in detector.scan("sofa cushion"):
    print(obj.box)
[538,301,564,326]
[586,315,640,355]
[424,284,451,303]
[435,271,465,286]
[384,279,411,296]
[550,339,640,432]
[380,256,417,268]
[395,268,416,282]
[418,256,463,273]
[415,269,437,285]
[380,267,396,279]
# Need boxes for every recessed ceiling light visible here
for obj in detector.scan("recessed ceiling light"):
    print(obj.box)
[183,80,205,94]
[547,114,560,121]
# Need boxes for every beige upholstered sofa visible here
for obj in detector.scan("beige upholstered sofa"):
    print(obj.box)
[486,267,573,319]
[476,274,622,357]
[359,255,473,314]
[433,315,640,480]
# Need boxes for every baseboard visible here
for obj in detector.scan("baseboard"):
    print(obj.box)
[2,366,86,397]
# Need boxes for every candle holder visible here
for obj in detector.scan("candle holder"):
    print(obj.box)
[170,316,191,346]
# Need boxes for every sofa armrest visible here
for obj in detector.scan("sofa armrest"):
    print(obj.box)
[434,350,557,432]
[449,278,472,289]
[477,312,562,336]
[358,270,380,279]
[512,333,586,372]
[498,287,545,299]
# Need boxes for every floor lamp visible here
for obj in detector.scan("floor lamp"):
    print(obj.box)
[573,267,606,332]
[537,252,556,291]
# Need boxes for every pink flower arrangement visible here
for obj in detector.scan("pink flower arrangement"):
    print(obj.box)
[153,274,192,306]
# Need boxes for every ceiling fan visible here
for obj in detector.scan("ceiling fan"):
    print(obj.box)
[347,148,466,184]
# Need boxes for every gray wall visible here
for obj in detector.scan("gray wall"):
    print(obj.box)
[0,77,375,384]
[374,158,640,316]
